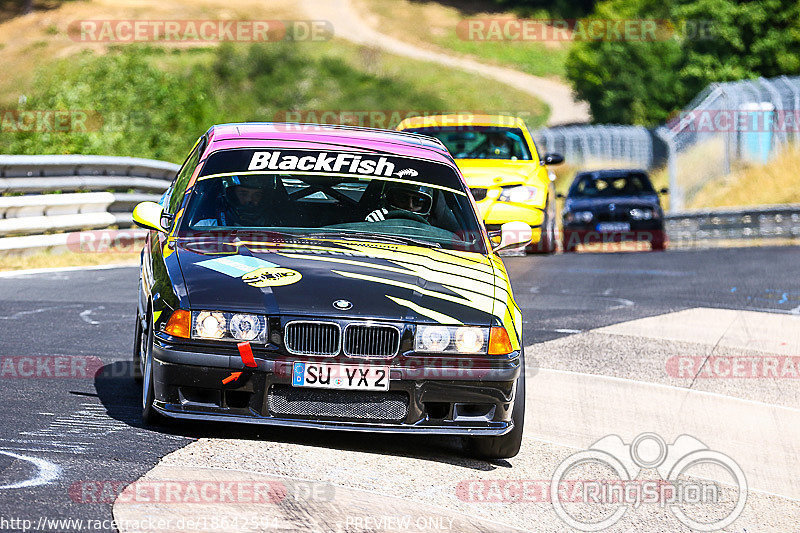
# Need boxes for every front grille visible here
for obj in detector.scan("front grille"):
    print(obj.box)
[470,188,488,201]
[344,324,401,358]
[284,321,340,356]
[595,211,631,223]
[268,385,408,422]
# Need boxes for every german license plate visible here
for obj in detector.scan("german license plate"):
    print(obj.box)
[596,222,630,232]
[292,362,389,391]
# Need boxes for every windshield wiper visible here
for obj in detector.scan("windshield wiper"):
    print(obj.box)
[304,230,441,248]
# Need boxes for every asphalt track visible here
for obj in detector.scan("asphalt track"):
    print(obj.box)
[0,246,798,532]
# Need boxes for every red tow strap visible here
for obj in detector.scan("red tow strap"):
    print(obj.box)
[237,341,257,368]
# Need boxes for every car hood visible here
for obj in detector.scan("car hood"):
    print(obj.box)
[175,237,502,326]
[566,195,661,211]
[454,159,536,187]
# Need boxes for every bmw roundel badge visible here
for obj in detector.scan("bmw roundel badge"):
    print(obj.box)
[333,299,353,310]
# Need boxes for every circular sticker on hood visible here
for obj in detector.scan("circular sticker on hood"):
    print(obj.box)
[242,267,302,287]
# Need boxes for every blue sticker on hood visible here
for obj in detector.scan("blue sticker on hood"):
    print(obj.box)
[197,256,279,277]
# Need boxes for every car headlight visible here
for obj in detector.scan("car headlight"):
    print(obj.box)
[498,185,542,204]
[194,311,226,339]
[192,311,267,342]
[229,313,263,341]
[566,210,593,223]
[415,325,489,354]
[629,208,654,220]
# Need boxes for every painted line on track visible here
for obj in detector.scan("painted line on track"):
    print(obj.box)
[0,263,138,278]
[0,450,61,490]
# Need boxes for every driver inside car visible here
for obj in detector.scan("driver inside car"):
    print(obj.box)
[365,183,434,223]
[484,132,513,158]
[225,175,269,226]
[194,175,269,227]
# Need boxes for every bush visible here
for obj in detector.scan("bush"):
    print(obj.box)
[5,48,216,161]
[565,0,800,125]
[4,43,447,162]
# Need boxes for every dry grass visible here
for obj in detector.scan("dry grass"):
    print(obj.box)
[0,0,300,104]
[0,0,549,124]
[354,0,570,79]
[688,146,800,209]
[0,249,139,271]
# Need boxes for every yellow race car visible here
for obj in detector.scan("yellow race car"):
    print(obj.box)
[397,115,563,253]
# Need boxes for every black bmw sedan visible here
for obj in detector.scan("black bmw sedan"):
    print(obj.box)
[560,169,668,252]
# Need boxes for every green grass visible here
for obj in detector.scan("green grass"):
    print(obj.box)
[359,0,570,79]
[436,34,570,79]
[2,39,547,163]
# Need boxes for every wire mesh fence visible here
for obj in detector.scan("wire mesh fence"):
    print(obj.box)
[657,75,800,211]
[535,125,654,170]
[535,75,800,213]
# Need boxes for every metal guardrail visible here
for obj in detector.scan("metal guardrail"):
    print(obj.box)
[0,155,179,178]
[1,155,798,253]
[0,155,177,253]
[666,204,800,244]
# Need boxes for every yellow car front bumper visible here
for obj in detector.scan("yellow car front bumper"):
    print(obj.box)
[475,200,546,243]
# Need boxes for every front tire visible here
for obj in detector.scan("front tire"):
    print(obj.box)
[527,196,557,254]
[650,230,666,251]
[140,310,163,426]
[467,359,526,460]
[132,311,144,384]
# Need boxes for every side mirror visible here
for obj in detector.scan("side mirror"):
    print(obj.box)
[540,152,564,166]
[133,201,169,233]
[659,187,669,195]
[489,221,532,252]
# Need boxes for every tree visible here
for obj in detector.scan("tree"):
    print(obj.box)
[565,0,800,125]
[493,0,598,17]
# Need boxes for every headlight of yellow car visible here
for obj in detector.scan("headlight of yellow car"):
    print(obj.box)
[498,185,543,204]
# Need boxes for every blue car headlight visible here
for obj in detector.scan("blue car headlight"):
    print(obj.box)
[566,211,593,223]
[630,208,655,220]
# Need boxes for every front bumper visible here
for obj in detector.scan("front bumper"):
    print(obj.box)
[562,222,665,246]
[151,339,522,436]
[478,200,545,228]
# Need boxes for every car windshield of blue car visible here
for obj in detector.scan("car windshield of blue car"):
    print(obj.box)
[570,173,655,198]
[404,126,532,160]
[179,150,486,252]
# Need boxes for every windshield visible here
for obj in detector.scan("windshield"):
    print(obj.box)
[179,148,486,253]
[404,126,532,160]
[569,172,656,198]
